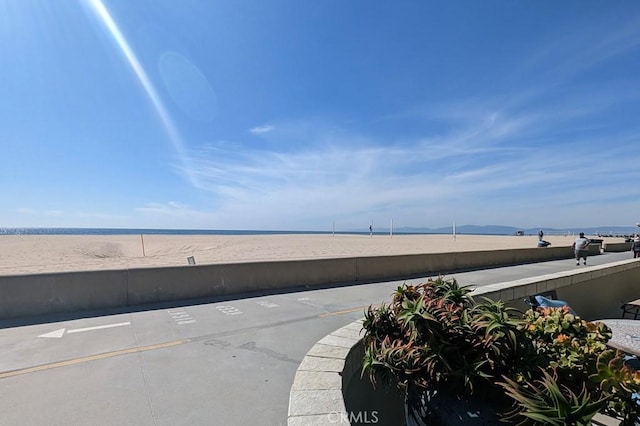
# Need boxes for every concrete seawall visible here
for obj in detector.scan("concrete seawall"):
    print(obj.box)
[603,241,632,253]
[0,245,585,320]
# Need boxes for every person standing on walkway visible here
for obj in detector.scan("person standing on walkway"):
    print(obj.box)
[538,229,544,240]
[572,232,591,265]
[632,235,640,258]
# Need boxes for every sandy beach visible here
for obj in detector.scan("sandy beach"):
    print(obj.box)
[0,233,609,276]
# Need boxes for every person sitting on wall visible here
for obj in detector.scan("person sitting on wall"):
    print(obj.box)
[537,231,551,247]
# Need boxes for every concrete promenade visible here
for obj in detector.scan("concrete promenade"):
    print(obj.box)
[0,251,634,426]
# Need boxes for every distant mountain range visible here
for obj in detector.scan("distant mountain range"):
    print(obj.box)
[369,225,640,236]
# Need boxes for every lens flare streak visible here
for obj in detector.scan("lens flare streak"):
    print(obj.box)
[86,0,197,186]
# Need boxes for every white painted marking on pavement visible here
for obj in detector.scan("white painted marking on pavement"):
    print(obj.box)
[167,309,197,324]
[38,328,66,339]
[67,322,131,334]
[38,322,130,339]
[257,301,279,308]
[297,298,323,309]
[216,305,242,315]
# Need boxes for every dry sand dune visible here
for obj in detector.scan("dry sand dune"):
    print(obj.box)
[0,233,608,276]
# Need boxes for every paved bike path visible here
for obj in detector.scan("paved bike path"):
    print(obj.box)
[0,251,631,425]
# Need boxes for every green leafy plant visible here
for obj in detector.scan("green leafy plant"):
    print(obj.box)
[362,277,640,425]
[499,305,640,425]
[591,350,640,423]
[500,370,608,426]
[361,277,524,423]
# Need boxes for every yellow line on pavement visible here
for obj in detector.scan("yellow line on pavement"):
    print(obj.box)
[2,304,379,379]
[0,339,189,379]
[318,305,371,317]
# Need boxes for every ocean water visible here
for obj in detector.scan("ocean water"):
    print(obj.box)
[0,227,441,236]
[0,227,337,236]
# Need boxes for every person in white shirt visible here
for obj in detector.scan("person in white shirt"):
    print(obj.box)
[632,235,640,259]
[572,232,590,265]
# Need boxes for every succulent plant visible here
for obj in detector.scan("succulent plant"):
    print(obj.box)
[362,277,522,422]
[362,276,640,425]
[502,306,640,425]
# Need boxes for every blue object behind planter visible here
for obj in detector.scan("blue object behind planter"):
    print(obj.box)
[534,295,577,315]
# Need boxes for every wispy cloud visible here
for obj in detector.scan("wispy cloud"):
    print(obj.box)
[170,90,636,229]
[249,125,274,134]
[16,207,36,215]
[135,201,198,216]
[157,14,640,230]
[521,16,640,84]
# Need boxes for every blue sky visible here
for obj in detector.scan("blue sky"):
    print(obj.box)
[1,1,639,231]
